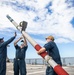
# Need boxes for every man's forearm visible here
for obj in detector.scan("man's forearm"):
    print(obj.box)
[3,36,16,46]
[37,47,46,54]
[22,35,27,46]
[14,37,22,45]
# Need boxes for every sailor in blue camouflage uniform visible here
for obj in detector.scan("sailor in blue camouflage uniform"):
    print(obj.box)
[0,32,17,75]
[14,36,28,75]
[37,36,62,75]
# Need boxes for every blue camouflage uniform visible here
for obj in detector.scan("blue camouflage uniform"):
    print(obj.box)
[44,41,62,75]
[14,44,28,75]
[0,36,16,75]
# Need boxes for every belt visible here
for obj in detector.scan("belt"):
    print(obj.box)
[14,58,24,60]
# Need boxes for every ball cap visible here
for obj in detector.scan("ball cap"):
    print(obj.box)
[45,36,54,41]
[0,37,4,41]
[21,40,24,42]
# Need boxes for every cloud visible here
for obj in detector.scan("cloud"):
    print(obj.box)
[34,38,45,44]
[55,38,71,43]
[0,0,74,43]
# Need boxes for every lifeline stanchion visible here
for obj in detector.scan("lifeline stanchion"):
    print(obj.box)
[6,15,69,75]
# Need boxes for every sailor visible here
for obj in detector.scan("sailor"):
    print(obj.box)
[0,32,17,75]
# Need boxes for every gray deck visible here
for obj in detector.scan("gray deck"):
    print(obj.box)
[6,63,74,75]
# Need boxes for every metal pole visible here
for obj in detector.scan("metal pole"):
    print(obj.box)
[6,15,69,75]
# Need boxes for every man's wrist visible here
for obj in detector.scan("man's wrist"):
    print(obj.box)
[20,37,22,40]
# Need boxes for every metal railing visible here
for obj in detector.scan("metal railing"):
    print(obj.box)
[9,57,74,66]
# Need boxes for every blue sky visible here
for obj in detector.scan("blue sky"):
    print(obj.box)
[0,0,74,59]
